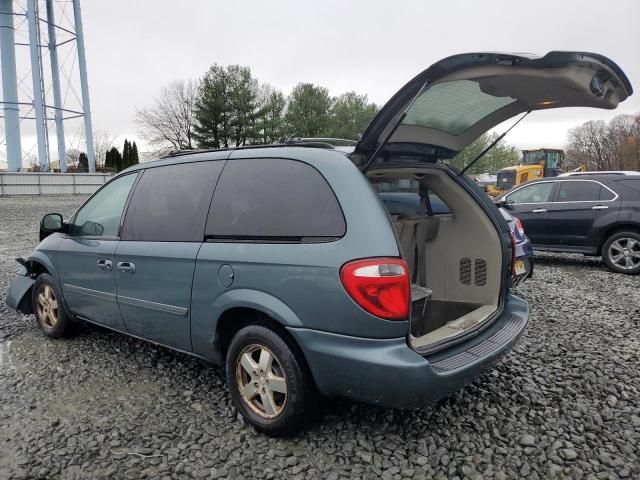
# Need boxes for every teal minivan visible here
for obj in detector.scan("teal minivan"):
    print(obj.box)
[7,52,632,434]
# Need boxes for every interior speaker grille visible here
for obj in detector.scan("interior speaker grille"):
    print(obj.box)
[459,258,472,285]
[475,259,487,286]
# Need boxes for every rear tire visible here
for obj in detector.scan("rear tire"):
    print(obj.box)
[602,231,640,275]
[32,273,73,338]
[225,324,317,436]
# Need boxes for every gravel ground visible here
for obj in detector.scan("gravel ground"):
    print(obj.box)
[1,195,639,480]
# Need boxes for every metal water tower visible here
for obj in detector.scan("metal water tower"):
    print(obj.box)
[0,0,95,172]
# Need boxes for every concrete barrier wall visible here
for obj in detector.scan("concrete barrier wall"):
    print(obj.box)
[0,172,112,196]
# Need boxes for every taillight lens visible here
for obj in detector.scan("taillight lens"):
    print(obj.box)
[513,216,525,236]
[340,258,410,320]
[510,232,517,275]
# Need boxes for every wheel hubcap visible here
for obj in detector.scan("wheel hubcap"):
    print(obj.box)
[235,344,287,419]
[36,285,59,328]
[608,238,640,270]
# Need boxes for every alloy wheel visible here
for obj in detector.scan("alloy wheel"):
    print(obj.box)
[608,237,640,271]
[235,344,288,418]
[36,284,59,328]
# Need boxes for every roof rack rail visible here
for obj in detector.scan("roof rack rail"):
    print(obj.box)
[285,137,358,148]
[161,139,356,159]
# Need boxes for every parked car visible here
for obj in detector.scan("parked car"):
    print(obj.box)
[500,208,534,283]
[7,51,632,434]
[497,175,640,274]
[379,191,533,284]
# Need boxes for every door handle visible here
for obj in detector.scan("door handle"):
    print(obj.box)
[531,208,547,213]
[117,261,136,274]
[96,259,113,271]
[592,205,608,210]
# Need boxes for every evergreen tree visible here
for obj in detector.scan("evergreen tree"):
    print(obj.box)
[284,83,332,137]
[131,141,139,165]
[105,147,123,172]
[78,152,88,172]
[194,64,231,149]
[449,133,520,175]
[326,92,378,140]
[122,139,131,169]
[104,148,113,170]
[255,85,286,144]
[194,64,263,148]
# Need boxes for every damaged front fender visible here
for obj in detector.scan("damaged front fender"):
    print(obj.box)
[6,266,35,314]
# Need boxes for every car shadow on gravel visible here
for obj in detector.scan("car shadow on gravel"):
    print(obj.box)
[533,253,608,270]
[57,319,496,436]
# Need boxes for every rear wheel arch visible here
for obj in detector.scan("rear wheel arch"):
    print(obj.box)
[214,307,310,372]
[597,223,640,254]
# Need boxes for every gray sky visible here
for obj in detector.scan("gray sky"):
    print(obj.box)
[4,0,640,164]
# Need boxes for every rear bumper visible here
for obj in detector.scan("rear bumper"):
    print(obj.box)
[288,293,529,408]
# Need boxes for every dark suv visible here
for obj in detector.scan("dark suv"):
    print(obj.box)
[6,51,632,434]
[498,175,640,274]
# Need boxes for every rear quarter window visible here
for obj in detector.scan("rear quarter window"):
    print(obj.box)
[206,158,345,240]
[617,179,640,195]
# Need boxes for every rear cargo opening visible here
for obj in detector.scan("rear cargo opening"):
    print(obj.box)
[369,166,503,353]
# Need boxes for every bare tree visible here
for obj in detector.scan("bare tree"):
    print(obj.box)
[64,148,83,171]
[566,113,640,171]
[135,79,199,154]
[92,130,116,168]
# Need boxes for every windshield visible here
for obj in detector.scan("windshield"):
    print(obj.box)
[522,151,546,165]
[522,150,562,168]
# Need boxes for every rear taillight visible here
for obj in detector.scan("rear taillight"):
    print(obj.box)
[510,232,517,275]
[513,216,525,236]
[340,258,410,320]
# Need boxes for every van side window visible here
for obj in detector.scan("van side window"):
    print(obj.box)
[121,161,224,242]
[206,158,345,240]
[371,178,452,215]
[72,173,138,237]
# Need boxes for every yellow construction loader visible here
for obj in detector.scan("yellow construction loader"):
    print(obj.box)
[487,148,568,196]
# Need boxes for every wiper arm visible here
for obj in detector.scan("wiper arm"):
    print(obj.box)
[458,111,531,176]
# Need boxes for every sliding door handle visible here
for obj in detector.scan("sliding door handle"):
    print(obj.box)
[117,261,136,274]
[592,205,608,210]
[96,259,113,271]
[531,208,547,213]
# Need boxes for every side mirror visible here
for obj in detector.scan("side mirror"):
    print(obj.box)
[494,199,513,210]
[78,220,104,237]
[40,213,64,241]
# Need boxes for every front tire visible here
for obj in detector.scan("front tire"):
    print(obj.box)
[32,273,73,338]
[225,324,316,436]
[602,231,640,274]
